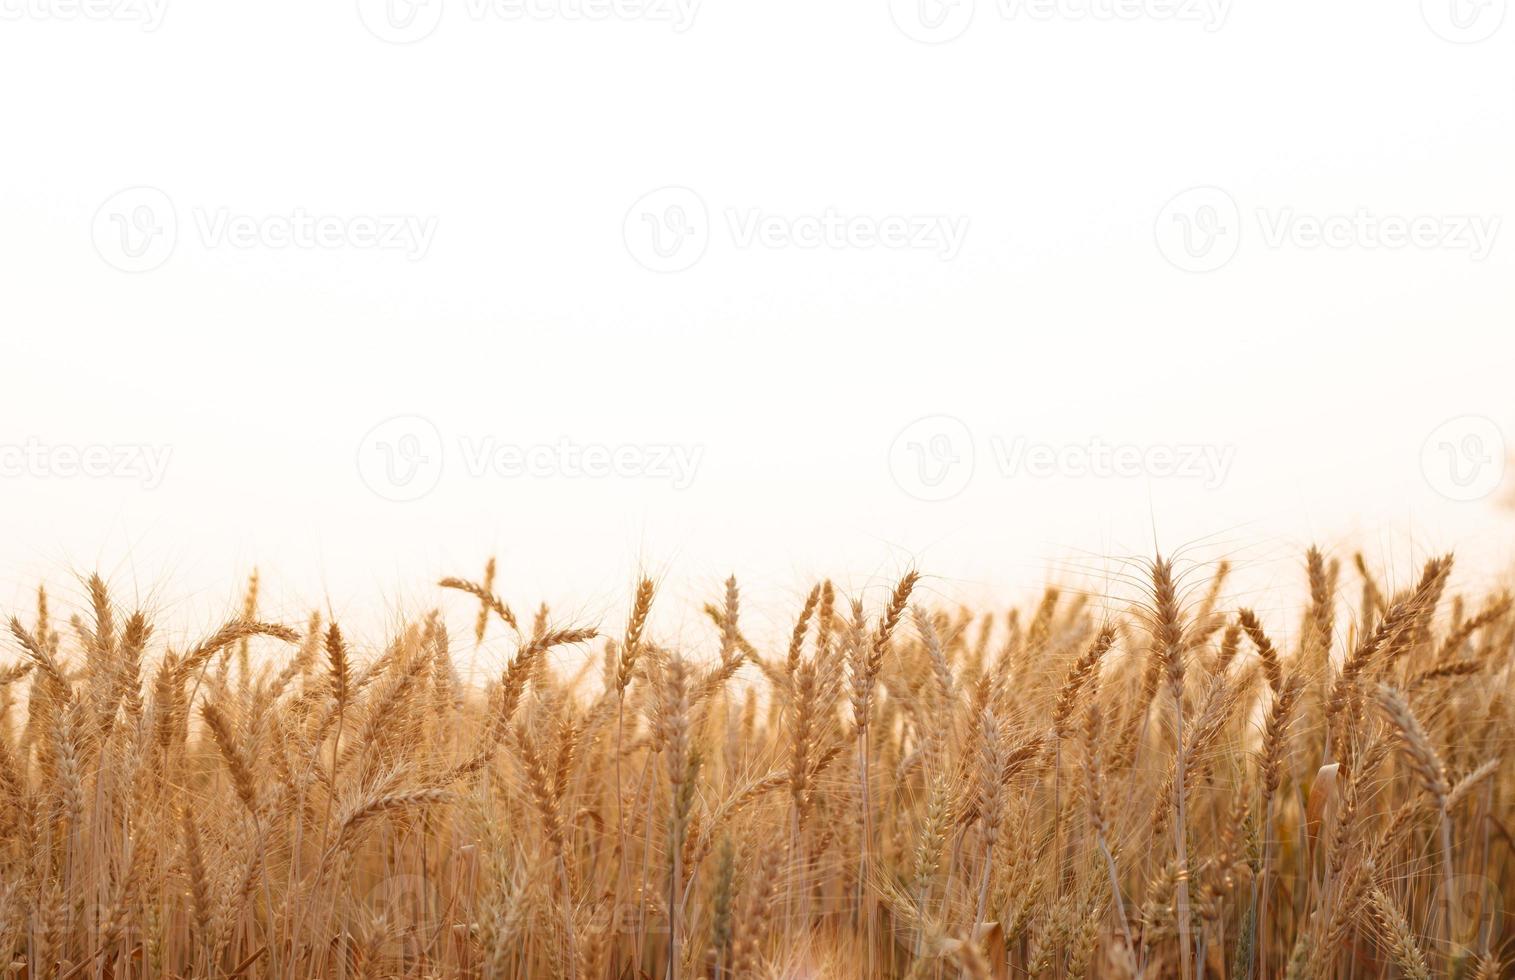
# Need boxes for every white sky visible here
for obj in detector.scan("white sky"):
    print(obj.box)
[1,0,1512,642]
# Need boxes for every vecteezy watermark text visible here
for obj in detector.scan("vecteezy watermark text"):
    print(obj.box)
[0,0,167,29]
[1254,208,1499,258]
[193,208,436,256]
[93,187,438,273]
[1155,186,1501,272]
[356,0,698,43]
[624,187,969,273]
[887,415,1234,501]
[0,440,172,489]
[997,0,1229,25]
[356,416,703,501]
[726,208,969,260]
[458,436,702,486]
[463,0,697,27]
[890,0,1228,44]
[990,436,1234,487]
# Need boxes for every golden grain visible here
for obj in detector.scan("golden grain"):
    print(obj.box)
[0,552,1508,977]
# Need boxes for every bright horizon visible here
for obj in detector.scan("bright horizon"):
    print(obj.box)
[2,0,1513,634]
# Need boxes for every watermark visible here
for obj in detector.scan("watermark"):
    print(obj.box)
[1255,209,1499,259]
[890,0,1228,43]
[92,187,438,273]
[459,436,702,488]
[0,439,171,489]
[1422,0,1505,42]
[357,0,697,43]
[727,209,969,260]
[624,186,708,273]
[1421,415,1505,501]
[888,416,1234,500]
[1154,186,1241,273]
[625,187,969,272]
[92,186,177,273]
[358,0,444,42]
[991,436,1234,488]
[888,415,976,501]
[357,416,703,501]
[193,208,436,258]
[1431,873,1505,954]
[1156,185,1501,272]
[890,0,974,43]
[1000,0,1229,27]
[0,0,167,29]
[358,874,445,962]
[357,416,446,502]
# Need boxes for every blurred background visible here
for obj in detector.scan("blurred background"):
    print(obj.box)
[1,0,1511,642]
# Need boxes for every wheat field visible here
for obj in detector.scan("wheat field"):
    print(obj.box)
[0,551,1509,979]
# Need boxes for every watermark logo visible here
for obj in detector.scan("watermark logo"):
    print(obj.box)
[358,0,698,42]
[888,415,976,501]
[93,186,177,273]
[1431,873,1504,953]
[192,208,437,259]
[0,0,168,30]
[626,188,970,272]
[1255,208,1499,259]
[1157,186,1501,272]
[727,209,968,260]
[999,0,1229,28]
[356,419,704,500]
[92,188,438,272]
[459,436,703,488]
[890,0,974,43]
[1422,0,1505,42]
[992,436,1234,488]
[891,0,1228,42]
[0,440,172,489]
[358,874,445,961]
[889,420,1235,500]
[473,0,698,29]
[357,0,444,42]
[357,415,446,502]
[1421,415,1505,501]
[1155,186,1241,273]
[624,186,709,273]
